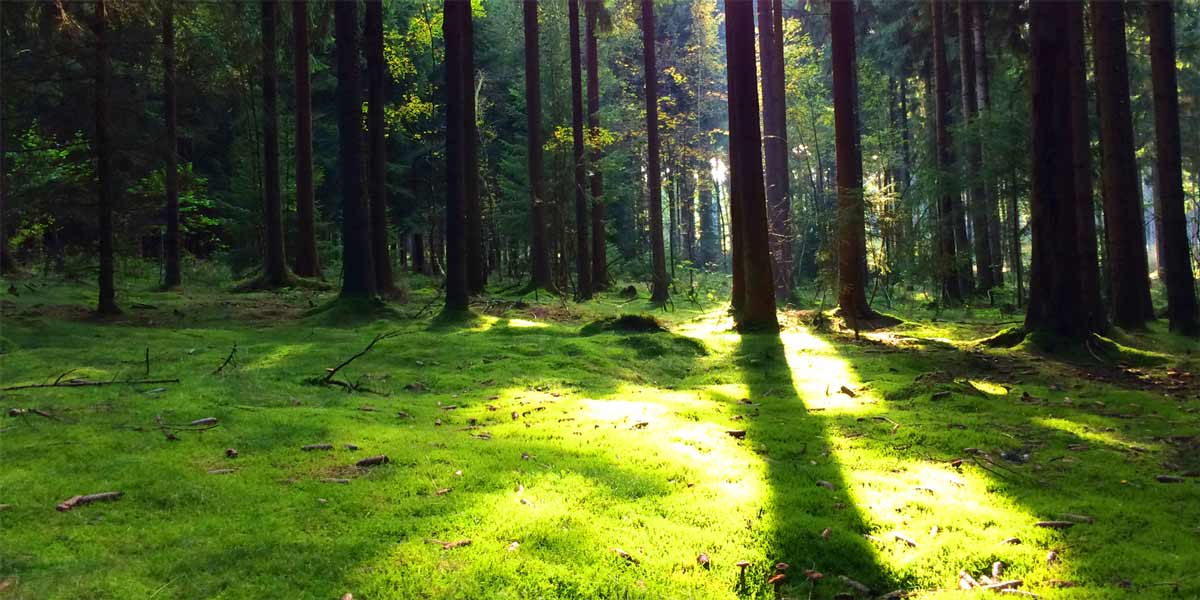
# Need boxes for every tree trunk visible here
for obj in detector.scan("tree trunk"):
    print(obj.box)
[642,0,669,304]
[1091,0,1154,328]
[443,0,469,310]
[292,0,321,279]
[930,0,962,303]
[569,0,592,300]
[523,1,552,291]
[1148,0,1199,335]
[464,6,485,295]
[585,0,607,289]
[1067,1,1106,332]
[726,0,777,331]
[94,0,119,314]
[260,1,288,286]
[162,0,181,288]
[972,1,1003,286]
[335,0,377,299]
[698,172,717,269]
[365,0,394,293]
[1025,0,1106,340]
[960,0,993,291]
[758,0,791,301]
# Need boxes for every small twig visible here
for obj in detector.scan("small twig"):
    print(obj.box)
[3,377,180,391]
[321,331,401,385]
[145,347,150,376]
[212,344,239,375]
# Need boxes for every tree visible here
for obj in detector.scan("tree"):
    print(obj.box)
[1024,0,1105,340]
[1147,0,1199,335]
[1091,0,1154,328]
[1066,1,1105,332]
[930,0,961,303]
[830,0,873,322]
[523,1,553,292]
[444,0,469,311]
[162,0,181,288]
[972,1,1003,286]
[959,0,993,291]
[464,5,485,295]
[585,0,607,289]
[94,0,118,314]
[259,1,288,287]
[726,0,777,331]
[569,0,592,300]
[335,0,376,299]
[365,0,394,293]
[292,0,320,279]
[758,0,791,301]
[642,0,668,304]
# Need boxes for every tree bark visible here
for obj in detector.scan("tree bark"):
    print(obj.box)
[1067,1,1106,332]
[642,0,669,304]
[162,0,181,288]
[365,0,394,293]
[1091,0,1154,328]
[726,0,777,331]
[973,2,1003,285]
[1147,0,1199,335]
[586,0,607,290]
[260,1,288,286]
[569,0,592,300]
[335,0,377,299]
[930,0,961,303]
[464,5,485,295]
[94,0,119,314]
[758,0,791,301]
[443,0,469,310]
[292,0,321,279]
[960,0,993,291]
[523,1,552,291]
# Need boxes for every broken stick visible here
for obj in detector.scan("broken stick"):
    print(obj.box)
[56,491,123,512]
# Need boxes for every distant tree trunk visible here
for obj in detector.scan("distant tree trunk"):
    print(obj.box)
[443,0,469,311]
[412,232,426,274]
[1025,0,1106,339]
[1008,170,1023,305]
[335,0,376,299]
[292,0,321,279]
[162,0,181,288]
[260,1,288,286]
[586,0,607,289]
[698,173,717,268]
[365,0,394,293]
[726,0,777,330]
[830,0,873,321]
[1091,0,1154,328]
[758,0,791,301]
[463,6,484,295]
[973,2,1002,285]
[682,169,696,263]
[524,1,553,291]
[569,0,592,300]
[94,0,118,314]
[1066,1,1106,332]
[1148,0,1199,335]
[930,0,961,303]
[0,89,9,275]
[959,0,993,291]
[642,0,668,304]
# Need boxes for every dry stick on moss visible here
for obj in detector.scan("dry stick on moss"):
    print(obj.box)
[2,377,180,392]
[212,344,238,375]
[56,491,123,512]
[322,331,402,385]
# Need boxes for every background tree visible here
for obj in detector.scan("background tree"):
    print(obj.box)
[585,0,606,290]
[94,0,118,314]
[959,0,992,291]
[335,0,376,299]
[569,0,592,300]
[464,5,485,295]
[930,0,961,303]
[523,0,553,292]
[366,0,394,293]
[641,0,668,304]
[162,0,180,288]
[758,0,791,301]
[257,0,288,287]
[444,0,469,311]
[291,0,320,279]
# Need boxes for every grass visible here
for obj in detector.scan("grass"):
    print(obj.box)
[1,272,1198,599]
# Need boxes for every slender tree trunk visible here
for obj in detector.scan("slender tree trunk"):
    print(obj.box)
[1148,0,1199,335]
[971,1,1003,286]
[94,0,119,314]
[569,0,592,300]
[292,0,321,278]
[463,6,484,295]
[960,0,993,291]
[758,0,791,301]
[162,0,181,288]
[443,0,469,310]
[1067,1,1106,332]
[335,0,376,299]
[365,0,394,293]
[726,0,777,330]
[931,0,961,303]
[642,0,668,303]
[1091,0,1154,328]
[1009,170,1023,305]
[585,0,607,289]
[260,1,288,286]
[524,1,552,291]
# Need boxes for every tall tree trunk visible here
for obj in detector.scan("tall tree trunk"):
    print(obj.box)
[585,0,607,289]
[365,0,394,293]
[1148,0,1199,335]
[260,1,288,286]
[972,1,1003,286]
[1008,170,1023,305]
[758,0,791,301]
[292,0,321,278]
[524,0,552,291]
[642,0,668,304]
[1025,0,1106,340]
[464,6,485,295]
[726,0,777,331]
[1067,1,1106,332]
[930,0,962,303]
[162,0,181,288]
[569,0,592,300]
[830,0,873,321]
[335,0,376,299]
[94,0,118,314]
[960,0,993,291]
[682,169,696,263]
[1091,0,1154,328]
[443,0,469,310]
[698,172,717,268]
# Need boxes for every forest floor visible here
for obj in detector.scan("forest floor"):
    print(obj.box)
[1,269,1198,599]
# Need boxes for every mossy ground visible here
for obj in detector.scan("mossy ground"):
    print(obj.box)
[1,270,1198,599]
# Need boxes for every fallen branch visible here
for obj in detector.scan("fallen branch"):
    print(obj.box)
[310,331,401,392]
[3,377,180,392]
[56,491,123,512]
[212,344,238,375]
[355,455,389,467]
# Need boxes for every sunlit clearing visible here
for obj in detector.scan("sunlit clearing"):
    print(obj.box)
[1034,416,1146,451]
[506,318,546,328]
